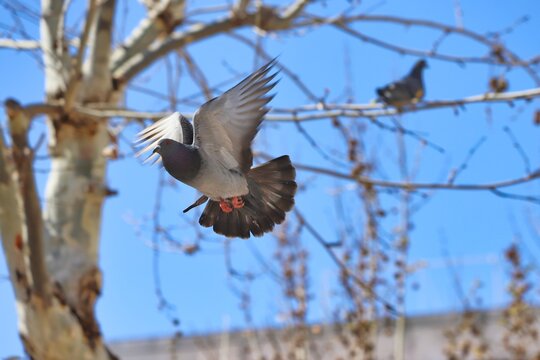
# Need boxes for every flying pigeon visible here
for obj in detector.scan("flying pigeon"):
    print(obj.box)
[376,59,428,107]
[135,60,297,239]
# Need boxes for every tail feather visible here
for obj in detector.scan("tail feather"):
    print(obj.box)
[198,155,297,239]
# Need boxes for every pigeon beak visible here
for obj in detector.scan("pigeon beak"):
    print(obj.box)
[152,146,160,155]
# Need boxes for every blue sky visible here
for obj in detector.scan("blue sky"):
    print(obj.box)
[1,0,540,357]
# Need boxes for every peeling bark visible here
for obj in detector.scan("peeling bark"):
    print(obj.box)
[43,114,110,342]
[1,102,116,359]
[5,99,50,304]
[1,1,314,358]
[0,122,30,304]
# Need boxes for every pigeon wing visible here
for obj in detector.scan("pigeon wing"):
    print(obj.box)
[134,112,193,165]
[193,60,278,173]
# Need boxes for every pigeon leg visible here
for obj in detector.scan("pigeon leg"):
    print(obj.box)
[183,195,209,213]
[231,196,244,209]
[219,199,233,213]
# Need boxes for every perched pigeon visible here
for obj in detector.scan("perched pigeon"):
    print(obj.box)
[135,60,297,239]
[376,59,428,107]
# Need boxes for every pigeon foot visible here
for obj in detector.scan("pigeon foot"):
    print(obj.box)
[219,199,233,213]
[231,196,244,209]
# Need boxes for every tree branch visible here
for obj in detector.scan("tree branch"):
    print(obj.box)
[227,32,321,102]
[231,0,250,16]
[298,13,540,84]
[110,0,185,74]
[281,0,311,21]
[112,2,313,84]
[40,0,69,98]
[180,49,213,100]
[290,159,540,193]
[4,99,51,305]
[294,208,398,314]
[0,122,30,303]
[64,0,99,110]
[80,0,117,103]
[13,86,540,126]
[112,15,240,83]
[268,87,540,122]
[0,38,40,49]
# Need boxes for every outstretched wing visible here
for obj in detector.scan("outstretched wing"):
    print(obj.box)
[134,112,193,164]
[193,59,278,172]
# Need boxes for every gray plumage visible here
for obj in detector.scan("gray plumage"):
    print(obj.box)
[376,59,428,107]
[135,60,297,239]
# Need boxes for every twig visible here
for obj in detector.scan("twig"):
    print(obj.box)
[503,126,531,174]
[227,32,321,103]
[151,171,181,327]
[447,136,486,184]
[292,119,349,168]
[287,159,540,191]
[180,49,213,101]
[294,208,398,315]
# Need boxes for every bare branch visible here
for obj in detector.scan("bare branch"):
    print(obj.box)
[228,32,321,102]
[112,5,313,84]
[0,38,40,49]
[281,0,311,21]
[268,87,540,122]
[232,0,250,17]
[110,0,185,74]
[64,0,99,110]
[79,0,117,103]
[40,0,69,98]
[4,99,51,305]
[447,137,486,184]
[112,16,241,83]
[0,123,30,303]
[301,13,540,84]
[503,126,531,175]
[14,86,540,128]
[290,159,540,193]
[180,49,212,100]
[294,208,398,315]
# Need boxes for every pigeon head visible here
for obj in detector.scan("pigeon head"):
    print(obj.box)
[154,139,201,182]
[411,59,428,76]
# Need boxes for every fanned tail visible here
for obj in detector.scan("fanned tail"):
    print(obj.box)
[199,155,297,239]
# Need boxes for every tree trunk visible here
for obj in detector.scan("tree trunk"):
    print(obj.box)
[0,0,119,358]
[0,0,313,358]
[2,100,116,360]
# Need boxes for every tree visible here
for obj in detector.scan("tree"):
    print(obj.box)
[1,1,540,359]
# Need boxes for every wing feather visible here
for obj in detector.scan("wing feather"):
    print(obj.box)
[194,59,278,172]
[134,112,193,164]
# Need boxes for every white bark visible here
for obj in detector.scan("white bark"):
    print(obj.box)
[110,0,185,74]
[0,39,41,49]
[1,1,315,358]
[40,0,70,98]
[82,0,117,103]
[42,0,116,353]
[2,101,115,360]
[0,0,119,358]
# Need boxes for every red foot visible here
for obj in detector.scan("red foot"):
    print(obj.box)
[219,199,233,213]
[231,196,244,209]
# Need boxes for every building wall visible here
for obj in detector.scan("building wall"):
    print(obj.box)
[110,310,540,359]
